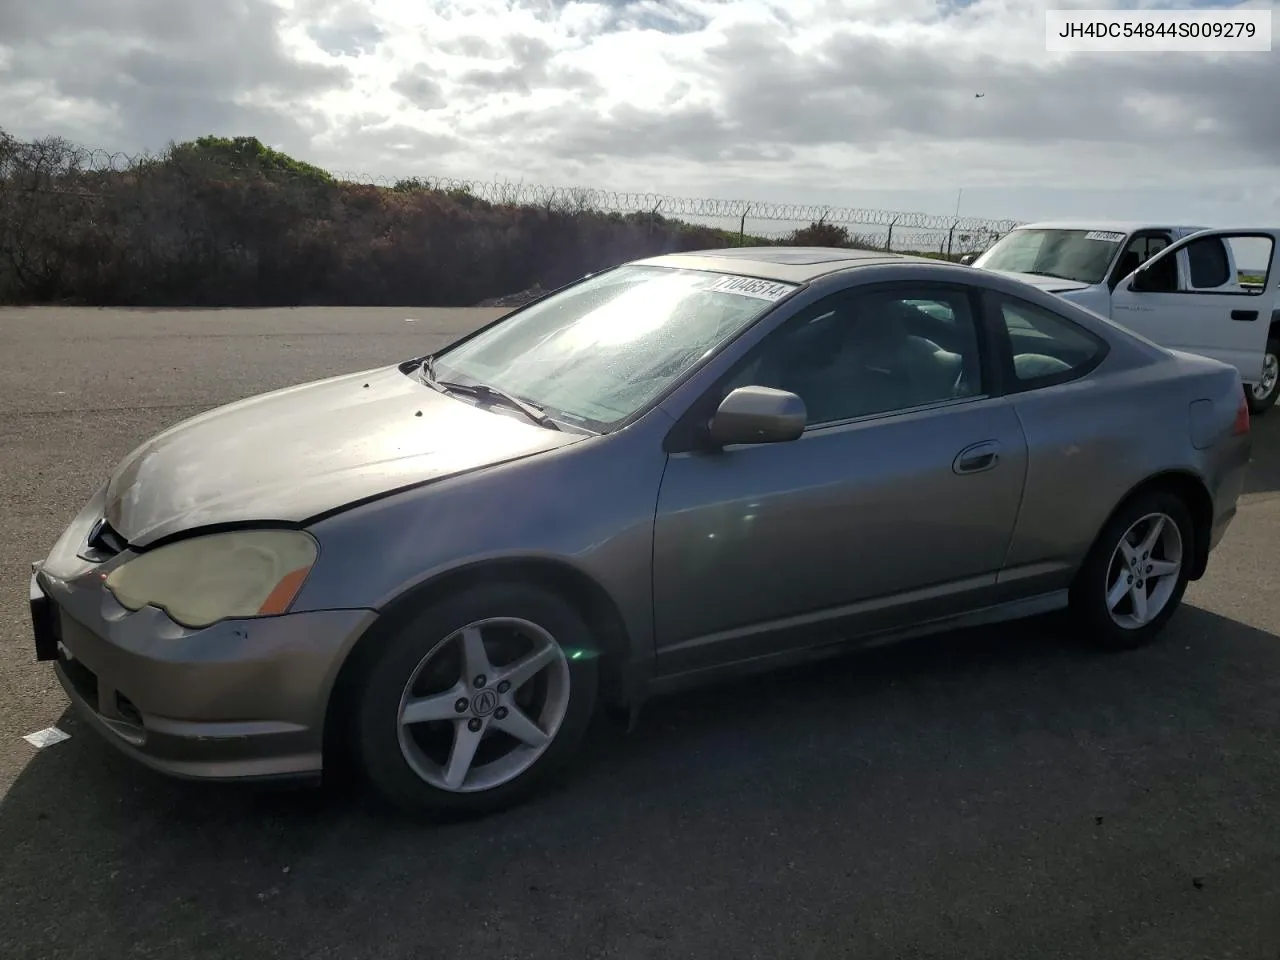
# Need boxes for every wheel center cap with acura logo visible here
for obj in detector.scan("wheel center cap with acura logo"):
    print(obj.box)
[471,689,499,716]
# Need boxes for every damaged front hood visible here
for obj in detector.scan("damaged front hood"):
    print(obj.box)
[104,364,585,547]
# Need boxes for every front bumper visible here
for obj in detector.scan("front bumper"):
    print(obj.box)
[31,564,376,783]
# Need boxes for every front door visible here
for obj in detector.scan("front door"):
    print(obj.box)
[1110,229,1280,384]
[650,282,1029,677]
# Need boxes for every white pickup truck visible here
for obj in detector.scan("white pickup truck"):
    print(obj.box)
[972,221,1280,414]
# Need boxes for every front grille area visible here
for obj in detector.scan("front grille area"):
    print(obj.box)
[115,693,143,727]
[81,517,126,562]
[47,582,150,745]
[57,635,146,740]
[59,649,99,706]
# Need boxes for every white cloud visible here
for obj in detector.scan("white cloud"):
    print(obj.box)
[0,0,1275,225]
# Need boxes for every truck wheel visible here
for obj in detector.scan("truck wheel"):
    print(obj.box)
[1246,338,1280,415]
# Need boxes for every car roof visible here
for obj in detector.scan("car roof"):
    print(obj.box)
[633,246,940,284]
[632,244,1170,365]
[1010,220,1206,234]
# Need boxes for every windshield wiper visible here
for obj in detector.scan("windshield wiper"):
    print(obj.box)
[419,361,558,430]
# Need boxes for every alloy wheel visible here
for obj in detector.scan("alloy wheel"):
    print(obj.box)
[395,617,572,793]
[1104,512,1183,630]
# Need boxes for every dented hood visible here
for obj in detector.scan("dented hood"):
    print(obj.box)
[104,364,584,547]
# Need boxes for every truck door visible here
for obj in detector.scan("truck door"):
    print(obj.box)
[1109,229,1280,385]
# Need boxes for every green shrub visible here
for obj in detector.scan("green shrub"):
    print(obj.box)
[0,129,970,305]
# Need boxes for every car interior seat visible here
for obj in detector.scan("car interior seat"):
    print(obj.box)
[1012,353,1073,379]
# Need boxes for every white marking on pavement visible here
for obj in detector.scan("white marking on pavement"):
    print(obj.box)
[23,726,70,749]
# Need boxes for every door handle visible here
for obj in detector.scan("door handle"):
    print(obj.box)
[953,440,1001,475]
[1231,309,1258,321]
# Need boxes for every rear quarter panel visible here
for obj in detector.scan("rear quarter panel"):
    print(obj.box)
[999,347,1243,592]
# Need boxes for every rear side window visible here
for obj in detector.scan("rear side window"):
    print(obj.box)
[994,295,1106,390]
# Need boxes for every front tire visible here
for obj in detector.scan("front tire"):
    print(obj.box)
[1068,490,1194,650]
[1246,338,1280,415]
[353,582,600,819]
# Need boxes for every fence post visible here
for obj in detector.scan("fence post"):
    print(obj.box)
[649,199,662,238]
[886,215,900,253]
[739,206,751,246]
[946,219,961,258]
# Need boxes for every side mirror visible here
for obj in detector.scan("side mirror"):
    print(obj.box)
[959,253,977,266]
[708,386,806,446]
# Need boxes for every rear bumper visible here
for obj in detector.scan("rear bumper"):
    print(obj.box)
[33,565,375,783]
[1204,431,1250,563]
[1208,503,1236,555]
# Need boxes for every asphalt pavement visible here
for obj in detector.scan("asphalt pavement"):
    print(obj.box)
[3,306,1280,959]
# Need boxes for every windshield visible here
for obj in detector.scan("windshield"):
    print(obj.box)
[428,265,797,432]
[974,228,1127,285]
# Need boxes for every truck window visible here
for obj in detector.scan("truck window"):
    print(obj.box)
[1186,237,1231,288]
[975,229,1123,285]
[1134,234,1273,296]
[1109,231,1172,288]
[1135,247,1179,293]
[1230,237,1275,292]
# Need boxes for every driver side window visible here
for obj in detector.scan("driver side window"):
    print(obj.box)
[1134,246,1180,293]
[724,286,983,427]
[1109,231,1171,287]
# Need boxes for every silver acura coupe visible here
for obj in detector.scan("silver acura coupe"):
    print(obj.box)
[30,246,1252,818]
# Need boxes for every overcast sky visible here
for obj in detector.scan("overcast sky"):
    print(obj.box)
[1,0,1275,229]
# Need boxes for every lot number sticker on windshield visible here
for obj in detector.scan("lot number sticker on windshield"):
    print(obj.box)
[707,275,796,301]
[1084,231,1126,242]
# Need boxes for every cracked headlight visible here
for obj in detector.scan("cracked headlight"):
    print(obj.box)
[104,529,318,629]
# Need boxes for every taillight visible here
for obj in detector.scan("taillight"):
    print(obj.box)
[1232,394,1250,435]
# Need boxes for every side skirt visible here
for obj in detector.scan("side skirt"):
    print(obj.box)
[642,589,1069,701]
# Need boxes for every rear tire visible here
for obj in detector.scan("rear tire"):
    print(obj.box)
[1068,489,1194,650]
[353,581,600,819]
[1246,337,1280,415]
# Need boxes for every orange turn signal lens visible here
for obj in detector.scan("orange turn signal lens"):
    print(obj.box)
[257,565,314,616]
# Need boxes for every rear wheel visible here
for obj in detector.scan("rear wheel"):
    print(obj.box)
[1069,490,1193,650]
[1246,337,1280,415]
[353,582,599,819]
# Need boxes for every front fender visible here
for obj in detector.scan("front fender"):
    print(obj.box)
[292,421,671,669]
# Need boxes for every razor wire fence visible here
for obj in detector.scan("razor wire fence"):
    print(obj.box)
[0,133,1022,257]
[336,171,1021,254]
[0,131,1025,305]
